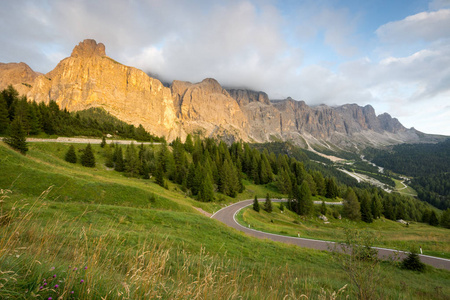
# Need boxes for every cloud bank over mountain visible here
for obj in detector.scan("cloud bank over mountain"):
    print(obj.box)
[1,0,449,135]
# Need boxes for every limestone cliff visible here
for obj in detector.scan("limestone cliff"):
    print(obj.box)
[171,78,249,141]
[0,39,430,150]
[27,39,179,138]
[0,62,38,95]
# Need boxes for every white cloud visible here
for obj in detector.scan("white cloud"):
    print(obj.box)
[1,0,449,135]
[376,9,450,44]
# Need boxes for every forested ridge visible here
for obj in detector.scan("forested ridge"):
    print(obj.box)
[364,140,450,210]
[1,85,449,227]
[0,85,164,142]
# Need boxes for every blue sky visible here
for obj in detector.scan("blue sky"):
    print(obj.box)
[1,0,449,135]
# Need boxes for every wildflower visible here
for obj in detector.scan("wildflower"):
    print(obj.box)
[74,267,78,271]
[43,279,46,282]
[54,284,59,288]
[51,267,55,270]
[53,274,56,278]
[44,283,48,286]
[39,286,43,290]
[71,291,74,294]
[48,298,52,300]
[80,279,84,283]
[84,266,88,270]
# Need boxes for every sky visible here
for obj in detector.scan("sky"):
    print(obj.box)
[1,0,450,135]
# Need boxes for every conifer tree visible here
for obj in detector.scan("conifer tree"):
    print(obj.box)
[4,117,28,154]
[264,193,273,213]
[28,104,41,135]
[371,193,383,219]
[198,173,214,202]
[114,146,125,172]
[276,168,292,194]
[0,94,9,133]
[320,200,327,215]
[104,144,114,168]
[343,187,361,221]
[100,136,106,148]
[81,143,96,167]
[124,143,141,177]
[260,153,273,184]
[65,145,77,163]
[2,85,19,120]
[428,210,440,226]
[154,163,165,187]
[360,191,373,223]
[325,177,338,199]
[184,134,194,153]
[304,173,317,195]
[441,209,450,229]
[312,171,326,196]
[253,195,260,212]
[297,181,313,215]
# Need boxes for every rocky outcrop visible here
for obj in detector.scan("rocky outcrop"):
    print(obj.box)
[27,39,179,138]
[0,39,430,150]
[0,62,38,95]
[226,89,270,106]
[171,78,249,141]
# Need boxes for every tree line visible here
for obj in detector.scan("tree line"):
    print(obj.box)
[0,85,164,142]
[364,140,450,210]
[95,135,446,227]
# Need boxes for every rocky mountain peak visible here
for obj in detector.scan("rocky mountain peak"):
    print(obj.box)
[0,39,430,150]
[71,39,106,58]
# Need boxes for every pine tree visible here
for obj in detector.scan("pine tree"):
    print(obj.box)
[124,143,141,177]
[297,181,313,216]
[0,94,10,133]
[114,146,125,172]
[184,134,194,153]
[320,201,327,215]
[154,163,165,187]
[360,191,373,223]
[104,144,114,168]
[100,136,106,148]
[305,173,317,195]
[401,251,425,272]
[260,153,273,184]
[441,209,450,229]
[325,177,338,199]
[343,187,361,221]
[28,103,41,135]
[198,173,214,202]
[4,117,28,154]
[81,143,96,167]
[65,145,77,163]
[276,168,292,195]
[371,193,383,219]
[253,195,260,212]
[264,193,273,213]
[312,171,326,196]
[428,210,440,226]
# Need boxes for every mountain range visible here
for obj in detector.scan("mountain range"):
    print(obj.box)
[0,39,439,151]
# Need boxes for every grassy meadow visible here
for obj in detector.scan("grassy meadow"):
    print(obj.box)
[237,203,450,259]
[1,141,449,299]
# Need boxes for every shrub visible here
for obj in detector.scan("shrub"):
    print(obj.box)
[401,250,425,272]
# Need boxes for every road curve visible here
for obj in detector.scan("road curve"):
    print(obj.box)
[211,199,450,271]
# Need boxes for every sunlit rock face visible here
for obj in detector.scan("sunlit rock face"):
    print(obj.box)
[1,39,425,149]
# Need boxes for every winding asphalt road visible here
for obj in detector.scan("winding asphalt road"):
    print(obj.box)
[211,199,450,271]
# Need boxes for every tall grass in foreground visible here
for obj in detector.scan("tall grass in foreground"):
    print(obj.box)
[0,189,348,299]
